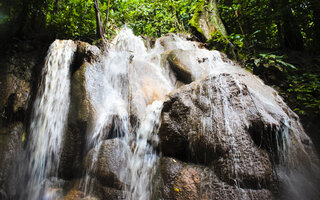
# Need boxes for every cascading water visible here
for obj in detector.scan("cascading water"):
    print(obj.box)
[127,101,163,200]
[80,28,177,199]
[80,44,132,195]
[10,28,319,200]
[23,40,76,200]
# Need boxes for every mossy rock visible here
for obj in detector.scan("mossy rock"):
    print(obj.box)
[189,0,227,41]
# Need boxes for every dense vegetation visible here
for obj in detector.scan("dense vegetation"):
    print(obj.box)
[0,0,319,145]
[0,0,199,41]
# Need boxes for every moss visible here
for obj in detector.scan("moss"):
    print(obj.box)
[189,1,205,35]
[207,0,227,37]
[189,0,227,41]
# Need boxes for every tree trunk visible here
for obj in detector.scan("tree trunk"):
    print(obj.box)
[270,0,282,48]
[279,0,304,50]
[94,0,105,42]
[310,0,320,50]
[104,0,111,34]
[14,0,29,38]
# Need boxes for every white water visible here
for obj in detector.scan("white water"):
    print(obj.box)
[127,101,163,200]
[80,28,176,198]
[24,40,76,200]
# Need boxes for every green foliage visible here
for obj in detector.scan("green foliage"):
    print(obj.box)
[189,0,205,35]
[105,0,198,38]
[285,73,320,116]
[1,0,200,41]
[217,0,320,52]
[45,0,199,40]
[46,0,97,39]
[252,53,296,72]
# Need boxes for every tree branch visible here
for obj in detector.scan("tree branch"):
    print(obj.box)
[104,0,111,34]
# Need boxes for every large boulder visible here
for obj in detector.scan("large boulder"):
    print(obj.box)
[154,33,200,52]
[159,74,274,188]
[68,41,100,125]
[94,183,126,200]
[158,69,319,197]
[59,42,100,180]
[158,157,274,200]
[84,138,131,189]
[164,49,225,84]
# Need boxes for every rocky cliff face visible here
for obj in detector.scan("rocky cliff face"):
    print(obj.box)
[0,30,319,200]
[0,40,49,199]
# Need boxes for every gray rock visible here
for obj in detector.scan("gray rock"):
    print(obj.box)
[164,49,231,84]
[60,41,100,180]
[0,122,24,198]
[69,62,94,125]
[166,49,193,84]
[84,138,131,189]
[158,70,319,196]
[59,124,86,179]
[159,157,274,200]
[95,183,126,200]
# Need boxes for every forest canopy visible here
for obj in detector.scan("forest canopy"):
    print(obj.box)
[0,0,319,122]
[0,0,319,52]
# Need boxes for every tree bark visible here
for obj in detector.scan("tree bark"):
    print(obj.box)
[14,0,29,38]
[310,0,320,50]
[104,0,111,33]
[279,0,304,50]
[94,0,105,42]
[270,0,283,48]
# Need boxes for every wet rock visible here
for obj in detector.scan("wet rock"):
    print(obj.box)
[0,122,24,198]
[0,40,48,128]
[155,33,199,52]
[0,72,30,127]
[0,188,7,200]
[95,183,126,200]
[76,41,100,60]
[59,123,86,179]
[68,41,101,125]
[129,59,170,119]
[158,71,319,192]
[159,157,274,200]
[60,45,100,180]
[84,138,131,189]
[0,75,30,113]
[65,189,84,200]
[69,62,94,124]
[158,157,185,199]
[166,49,193,84]
[164,49,226,84]
[141,35,156,50]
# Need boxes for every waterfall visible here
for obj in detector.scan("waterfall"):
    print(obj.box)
[23,40,76,200]
[9,28,318,200]
[80,28,177,199]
